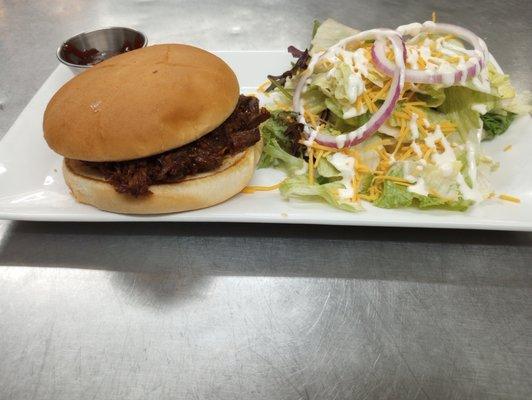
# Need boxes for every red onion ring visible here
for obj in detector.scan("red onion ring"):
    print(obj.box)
[293,29,406,148]
[372,22,488,85]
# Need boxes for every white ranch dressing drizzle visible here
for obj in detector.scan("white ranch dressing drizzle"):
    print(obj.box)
[434,38,471,86]
[346,72,365,102]
[408,113,423,158]
[335,135,347,148]
[293,28,404,147]
[406,47,419,70]
[419,38,432,63]
[466,141,478,190]
[423,125,481,201]
[402,35,479,86]
[397,22,423,37]
[296,54,323,146]
[302,128,318,146]
[466,127,482,191]
[351,48,369,76]
[443,41,477,57]
[331,48,368,105]
[328,152,356,199]
[314,43,370,117]
[435,37,457,57]
[343,105,368,119]
[408,177,429,196]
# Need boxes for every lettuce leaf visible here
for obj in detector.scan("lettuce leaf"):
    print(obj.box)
[500,91,532,115]
[310,19,358,55]
[302,86,327,114]
[438,84,522,144]
[416,195,473,211]
[438,86,485,138]
[373,178,414,209]
[481,111,516,141]
[259,111,293,151]
[486,64,515,99]
[311,62,361,105]
[312,20,321,39]
[413,84,446,107]
[258,112,307,174]
[259,138,306,174]
[280,175,362,212]
[316,157,341,178]
[357,173,374,195]
[374,165,473,211]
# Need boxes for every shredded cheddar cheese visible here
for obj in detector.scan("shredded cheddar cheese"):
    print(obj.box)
[314,149,326,168]
[373,175,412,185]
[373,80,392,100]
[405,105,427,118]
[355,95,364,110]
[499,194,521,203]
[398,147,414,161]
[273,101,293,111]
[393,111,411,120]
[257,80,271,92]
[305,111,319,128]
[363,91,377,113]
[356,164,373,173]
[351,174,358,202]
[392,119,408,157]
[423,147,434,161]
[363,192,384,201]
[304,141,343,153]
[242,181,285,193]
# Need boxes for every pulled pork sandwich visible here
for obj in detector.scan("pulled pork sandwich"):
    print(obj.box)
[43,44,269,214]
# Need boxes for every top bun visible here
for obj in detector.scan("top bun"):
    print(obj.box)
[43,44,239,161]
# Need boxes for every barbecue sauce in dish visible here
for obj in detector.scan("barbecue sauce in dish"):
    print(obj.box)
[61,38,141,66]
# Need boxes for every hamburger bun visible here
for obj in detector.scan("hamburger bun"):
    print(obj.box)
[44,44,240,162]
[63,141,262,214]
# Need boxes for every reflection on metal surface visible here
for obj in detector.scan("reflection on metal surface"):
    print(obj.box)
[0,221,531,398]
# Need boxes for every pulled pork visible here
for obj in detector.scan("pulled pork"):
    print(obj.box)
[82,95,270,196]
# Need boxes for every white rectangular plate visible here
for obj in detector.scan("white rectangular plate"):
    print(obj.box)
[1,51,531,230]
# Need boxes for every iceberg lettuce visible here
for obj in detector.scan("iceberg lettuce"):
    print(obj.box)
[374,164,473,211]
[310,19,358,54]
[280,175,362,212]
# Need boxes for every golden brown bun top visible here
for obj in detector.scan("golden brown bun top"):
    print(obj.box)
[43,44,240,161]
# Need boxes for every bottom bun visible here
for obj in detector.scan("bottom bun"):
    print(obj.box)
[63,141,262,214]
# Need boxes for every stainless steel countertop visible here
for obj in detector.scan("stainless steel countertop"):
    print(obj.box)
[1,1,531,399]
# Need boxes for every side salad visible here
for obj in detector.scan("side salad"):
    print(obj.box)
[255,18,530,212]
